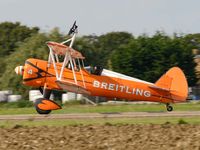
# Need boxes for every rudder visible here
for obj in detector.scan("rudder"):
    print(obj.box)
[155,67,188,102]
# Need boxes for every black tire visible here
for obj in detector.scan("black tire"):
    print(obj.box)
[167,105,173,112]
[34,98,51,114]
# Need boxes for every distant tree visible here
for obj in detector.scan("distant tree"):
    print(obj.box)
[0,22,39,55]
[74,35,99,66]
[75,32,133,68]
[0,28,65,98]
[1,25,198,99]
[111,31,197,86]
[97,32,133,68]
[0,22,39,78]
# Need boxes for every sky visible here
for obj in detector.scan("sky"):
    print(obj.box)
[0,0,200,36]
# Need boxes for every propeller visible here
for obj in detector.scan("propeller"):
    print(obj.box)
[15,66,24,76]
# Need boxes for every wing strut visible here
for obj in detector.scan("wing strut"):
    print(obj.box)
[46,22,87,90]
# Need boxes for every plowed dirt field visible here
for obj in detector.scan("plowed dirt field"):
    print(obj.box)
[0,124,200,150]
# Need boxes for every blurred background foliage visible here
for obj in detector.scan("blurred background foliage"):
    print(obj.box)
[0,22,199,98]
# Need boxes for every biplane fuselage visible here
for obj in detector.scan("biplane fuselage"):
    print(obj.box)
[15,23,188,114]
[22,58,186,104]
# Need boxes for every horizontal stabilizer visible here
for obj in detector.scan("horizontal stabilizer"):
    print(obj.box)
[149,85,170,92]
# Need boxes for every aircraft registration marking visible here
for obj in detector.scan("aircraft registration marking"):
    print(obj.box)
[27,69,33,75]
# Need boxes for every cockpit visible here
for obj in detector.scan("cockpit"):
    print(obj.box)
[84,65,103,76]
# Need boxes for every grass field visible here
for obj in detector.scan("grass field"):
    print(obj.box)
[0,104,198,149]
[0,101,199,115]
[0,116,198,128]
[0,102,199,127]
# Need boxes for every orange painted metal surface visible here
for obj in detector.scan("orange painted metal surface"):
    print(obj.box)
[47,41,85,59]
[37,99,61,110]
[22,58,188,104]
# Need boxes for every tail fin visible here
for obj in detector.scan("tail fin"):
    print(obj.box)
[155,67,188,102]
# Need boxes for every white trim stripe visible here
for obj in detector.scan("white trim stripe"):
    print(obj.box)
[101,69,154,85]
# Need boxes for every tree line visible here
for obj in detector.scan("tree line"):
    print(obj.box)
[0,22,198,98]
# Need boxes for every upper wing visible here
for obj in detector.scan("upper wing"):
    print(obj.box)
[46,41,85,59]
[55,80,90,95]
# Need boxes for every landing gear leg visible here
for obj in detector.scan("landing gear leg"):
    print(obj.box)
[43,88,52,99]
[166,103,173,112]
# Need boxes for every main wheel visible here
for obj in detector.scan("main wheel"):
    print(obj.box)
[166,104,173,112]
[35,98,51,114]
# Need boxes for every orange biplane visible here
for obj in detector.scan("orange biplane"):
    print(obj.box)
[15,22,188,114]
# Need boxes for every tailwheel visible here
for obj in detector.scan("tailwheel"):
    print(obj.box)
[166,103,173,112]
[34,98,61,115]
